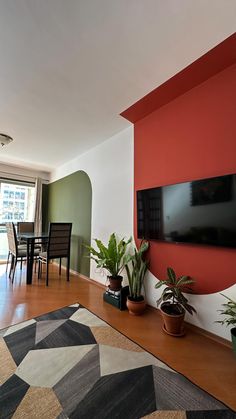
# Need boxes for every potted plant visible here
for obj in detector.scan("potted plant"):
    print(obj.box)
[155,267,196,336]
[85,233,132,290]
[216,293,236,355]
[124,240,149,316]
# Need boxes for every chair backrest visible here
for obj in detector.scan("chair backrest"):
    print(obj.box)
[17,222,34,234]
[6,222,17,255]
[47,223,72,259]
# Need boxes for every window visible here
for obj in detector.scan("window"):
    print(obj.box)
[2,212,13,220]
[0,180,35,223]
[0,178,36,260]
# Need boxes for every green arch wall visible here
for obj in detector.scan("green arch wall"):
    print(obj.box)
[43,170,92,276]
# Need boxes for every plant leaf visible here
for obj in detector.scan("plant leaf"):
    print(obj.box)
[167,267,176,284]
[155,266,196,314]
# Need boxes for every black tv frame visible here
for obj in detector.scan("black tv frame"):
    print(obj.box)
[137,174,236,249]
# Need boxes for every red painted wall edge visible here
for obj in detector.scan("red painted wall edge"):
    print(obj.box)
[133,64,236,294]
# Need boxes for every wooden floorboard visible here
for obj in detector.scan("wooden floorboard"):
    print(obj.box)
[0,263,235,411]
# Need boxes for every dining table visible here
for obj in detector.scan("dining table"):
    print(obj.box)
[18,232,49,284]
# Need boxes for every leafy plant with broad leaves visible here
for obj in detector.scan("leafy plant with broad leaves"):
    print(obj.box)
[85,233,132,277]
[124,241,149,300]
[216,294,236,327]
[155,267,196,315]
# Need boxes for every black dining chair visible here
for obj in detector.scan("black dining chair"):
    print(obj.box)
[6,222,39,282]
[38,222,72,286]
[6,222,25,276]
[17,221,41,252]
[17,222,34,238]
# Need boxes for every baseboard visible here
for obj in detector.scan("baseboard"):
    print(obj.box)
[52,263,231,349]
[145,305,231,349]
[184,320,231,348]
[52,262,106,290]
[78,273,107,289]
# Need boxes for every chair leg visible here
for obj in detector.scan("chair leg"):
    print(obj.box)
[20,257,23,270]
[38,259,41,279]
[67,256,70,282]
[9,255,14,279]
[59,258,62,275]
[12,259,17,283]
[46,261,49,286]
[6,251,10,272]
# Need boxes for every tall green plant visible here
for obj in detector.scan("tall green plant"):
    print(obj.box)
[85,233,132,277]
[216,294,236,327]
[125,241,149,299]
[155,267,196,315]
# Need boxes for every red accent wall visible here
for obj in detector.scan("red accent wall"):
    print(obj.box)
[133,63,236,294]
[121,34,236,123]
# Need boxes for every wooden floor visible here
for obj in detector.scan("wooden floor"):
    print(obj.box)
[0,263,236,411]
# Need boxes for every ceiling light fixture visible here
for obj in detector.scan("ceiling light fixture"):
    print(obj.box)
[0,133,13,147]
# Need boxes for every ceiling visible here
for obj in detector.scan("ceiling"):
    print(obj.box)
[0,0,235,173]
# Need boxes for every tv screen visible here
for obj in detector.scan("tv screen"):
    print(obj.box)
[137,174,236,248]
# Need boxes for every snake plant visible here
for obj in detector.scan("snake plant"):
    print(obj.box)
[124,241,149,300]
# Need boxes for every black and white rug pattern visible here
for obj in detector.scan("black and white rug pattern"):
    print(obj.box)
[0,303,235,418]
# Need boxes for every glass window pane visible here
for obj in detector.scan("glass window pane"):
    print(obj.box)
[0,181,35,223]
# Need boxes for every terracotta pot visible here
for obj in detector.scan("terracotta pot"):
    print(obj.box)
[160,302,185,336]
[127,296,146,316]
[108,275,123,291]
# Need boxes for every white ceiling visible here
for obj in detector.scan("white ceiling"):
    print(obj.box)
[0,0,235,173]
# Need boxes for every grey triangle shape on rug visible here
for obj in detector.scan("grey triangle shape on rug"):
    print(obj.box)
[54,345,100,417]
[152,365,225,411]
[35,320,67,344]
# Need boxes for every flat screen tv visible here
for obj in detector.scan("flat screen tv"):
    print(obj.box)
[137,174,236,248]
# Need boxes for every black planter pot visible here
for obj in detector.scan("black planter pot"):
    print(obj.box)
[231,327,236,355]
[108,275,123,291]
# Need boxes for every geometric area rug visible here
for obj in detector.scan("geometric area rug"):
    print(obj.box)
[0,304,235,419]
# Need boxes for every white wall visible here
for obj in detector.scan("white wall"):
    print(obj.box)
[51,126,134,285]
[51,125,235,341]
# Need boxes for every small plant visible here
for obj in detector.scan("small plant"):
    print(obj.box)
[216,294,236,327]
[155,267,196,315]
[125,240,149,301]
[85,233,132,277]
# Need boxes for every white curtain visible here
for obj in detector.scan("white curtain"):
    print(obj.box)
[34,177,43,234]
